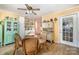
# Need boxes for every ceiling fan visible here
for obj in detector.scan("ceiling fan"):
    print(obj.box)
[17,4,40,15]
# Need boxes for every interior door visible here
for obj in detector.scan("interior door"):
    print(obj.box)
[59,14,77,47]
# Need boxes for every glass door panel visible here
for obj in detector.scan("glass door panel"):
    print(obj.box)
[62,17,73,42]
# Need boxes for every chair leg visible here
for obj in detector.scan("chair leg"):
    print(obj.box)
[13,48,16,55]
[22,47,26,55]
[13,45,18,55]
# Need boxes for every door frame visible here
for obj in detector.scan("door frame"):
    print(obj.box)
[58,13,78,47]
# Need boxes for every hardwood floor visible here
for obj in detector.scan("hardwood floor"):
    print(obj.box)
[0,43,79,55]
[0,44,14,55]
[40,43,79,55]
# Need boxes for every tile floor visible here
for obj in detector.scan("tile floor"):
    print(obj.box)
[0,43,79,55]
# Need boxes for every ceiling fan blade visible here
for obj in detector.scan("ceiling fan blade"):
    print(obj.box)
[25,4,33,10]
[17,8,26,10]
[25,4,29,7]
[32,11,37,15]
[25,4,30,8]
[32,8,40,10]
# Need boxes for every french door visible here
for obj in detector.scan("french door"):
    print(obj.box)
[59,14,78,47]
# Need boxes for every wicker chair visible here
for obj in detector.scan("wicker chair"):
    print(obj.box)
[13,33,25,55]
[22,37,39,55]
[36,33,48,51]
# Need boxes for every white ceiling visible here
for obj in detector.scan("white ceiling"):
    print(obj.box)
[0,4,78,16]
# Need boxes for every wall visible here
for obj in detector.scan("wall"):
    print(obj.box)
[0,9,19,20]
[42,6,79,43]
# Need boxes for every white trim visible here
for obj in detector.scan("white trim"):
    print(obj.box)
[58,13,79,47]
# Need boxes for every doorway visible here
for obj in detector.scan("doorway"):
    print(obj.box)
[59,13,78,47]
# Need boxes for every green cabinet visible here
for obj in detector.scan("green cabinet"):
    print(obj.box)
[4,17,19,45]
[4,17,13,45]
[12,18,19,42]
[0,20,2,47]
